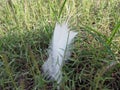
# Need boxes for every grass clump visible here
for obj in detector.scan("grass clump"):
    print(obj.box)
[0,0,120,89]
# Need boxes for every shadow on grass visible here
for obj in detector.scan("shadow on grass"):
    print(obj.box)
[0,25,54,90]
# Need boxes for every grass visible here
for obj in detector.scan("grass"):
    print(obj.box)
[0,0,120,89]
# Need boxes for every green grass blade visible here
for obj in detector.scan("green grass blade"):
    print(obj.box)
[107,21,120,45]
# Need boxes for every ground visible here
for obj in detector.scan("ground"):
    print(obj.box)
[0,0,120,90]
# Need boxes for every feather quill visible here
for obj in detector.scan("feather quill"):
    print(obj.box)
[42,22,77,84]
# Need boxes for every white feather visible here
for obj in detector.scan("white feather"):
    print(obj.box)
[42,22,77,84]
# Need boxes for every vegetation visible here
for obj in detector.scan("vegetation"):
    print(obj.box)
[0,0,120,89]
